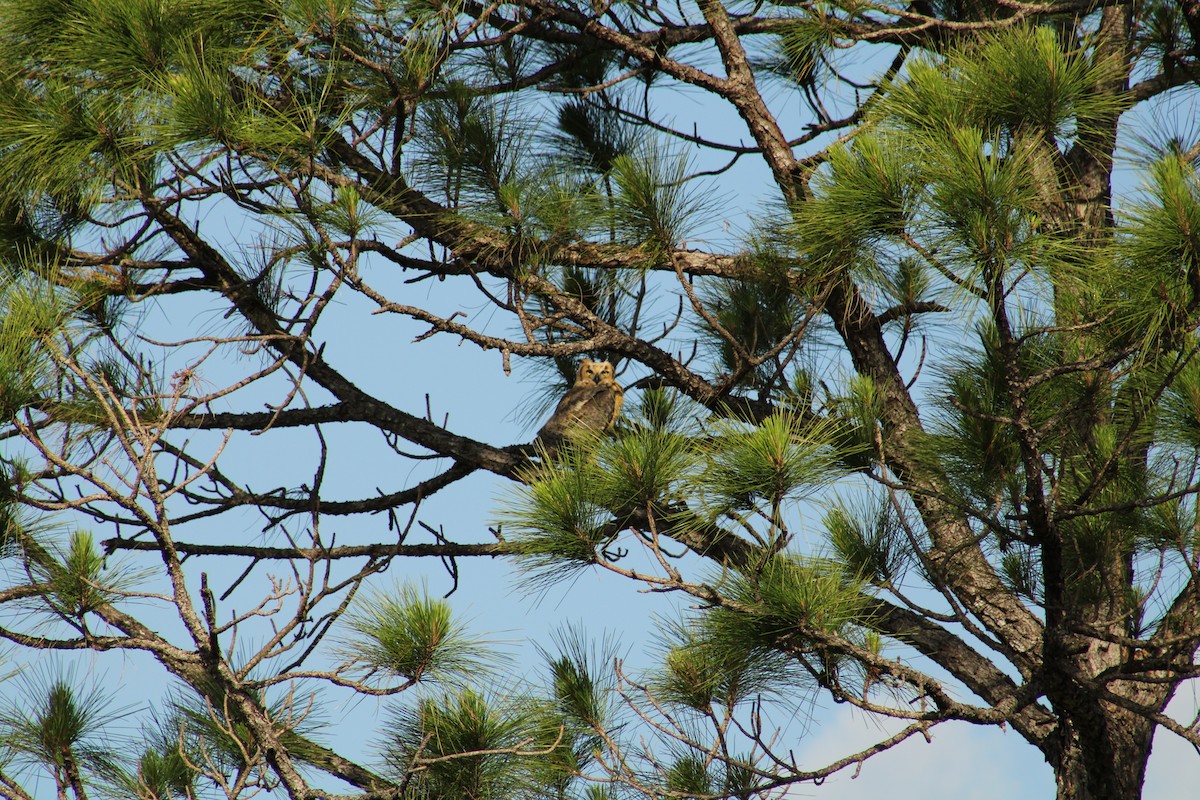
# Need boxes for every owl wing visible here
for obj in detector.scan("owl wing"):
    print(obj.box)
[571,384,620,432]
[537,383,603,442]
[535,382,623,448]
[607,381,624,428]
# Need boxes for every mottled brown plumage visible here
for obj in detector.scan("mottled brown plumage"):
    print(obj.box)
[535,359,624,451]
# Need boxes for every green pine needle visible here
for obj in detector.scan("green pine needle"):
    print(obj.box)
[1115,152,1200,346]
[552,99,636,175]
[695,414,848,516]
[665,753,711,795]
[609,141,713,251]
[51,531,114,618]
[534,625,619,779]
[774,15,834,87]
[497,449,613,584]
[794,133,915,275]
[825,496,909,586]
[655,619,798,711]
[593,429,700,511]
[1159,355,1200,449]
[383,688,568,797]
[0,670,131,782]
[999,548,1042,602]
[341,582,495,684]
[716,553,868,645]
[880,25,1125,147]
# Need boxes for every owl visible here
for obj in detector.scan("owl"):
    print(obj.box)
[535,359,624,452]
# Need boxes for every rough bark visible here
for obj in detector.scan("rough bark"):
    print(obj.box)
[1050,704,1154,800]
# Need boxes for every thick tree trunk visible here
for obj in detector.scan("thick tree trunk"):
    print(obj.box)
[1050,703,1154,800]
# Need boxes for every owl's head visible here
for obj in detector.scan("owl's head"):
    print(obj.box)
[577,358,615,385]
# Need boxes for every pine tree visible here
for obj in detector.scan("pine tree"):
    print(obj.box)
[0,0,1197,799]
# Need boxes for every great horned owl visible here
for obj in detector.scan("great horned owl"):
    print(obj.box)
[535,359,624,451]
